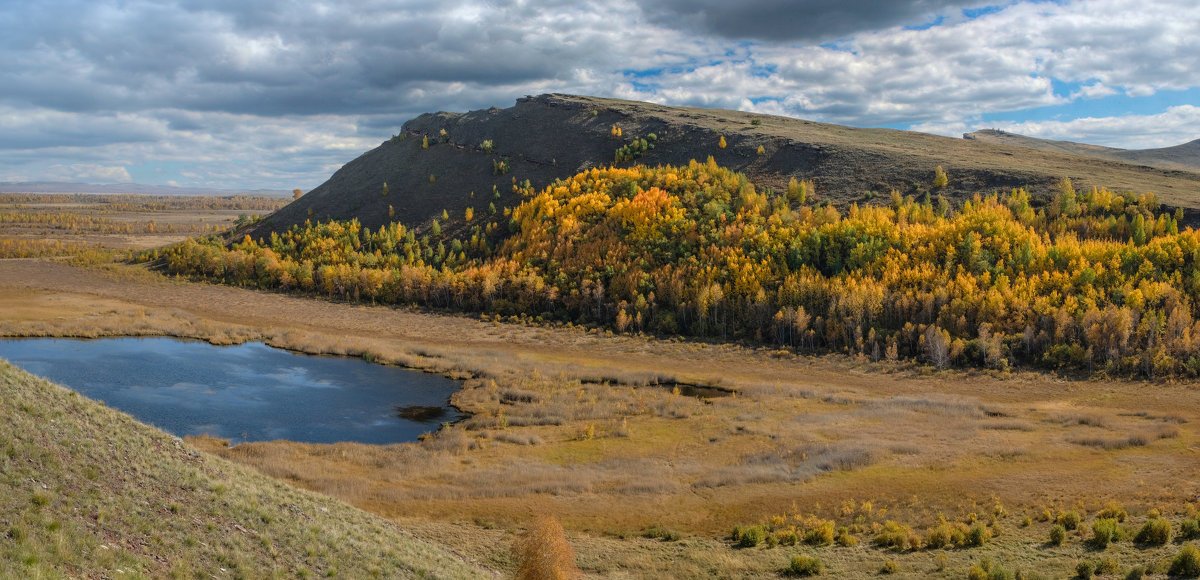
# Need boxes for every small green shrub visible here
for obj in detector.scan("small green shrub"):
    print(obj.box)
[1181,518,1200,540]
[1135,517,1171,546]
[879,559,898,574]
[1171,545,1200,577]
[873,521,913,551]
[736,525,766,548]
[1124,566,1145,580]
[1091,518,1123,549]
[787,555,823,576]
[1076,560,1094,579]
[966,524,991,547]
[1050,524,1067,546]
[1096,557,1121,575]
[1058,510,1083,530]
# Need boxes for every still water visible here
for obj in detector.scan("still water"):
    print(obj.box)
[0,337,464,444]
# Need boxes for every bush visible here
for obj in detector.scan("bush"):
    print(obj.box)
[1171,545,1200,578]
[787,555,823,576]
[966,524,991,547]
[968,557,1014,580]
[1076,560,1094,579]
[1058,510,1083,530]
[1097,557,1121,575]
[873,521,913,551]
[1182,518,1200,540]
[879,559,898,574]
[1050,524,1067,546]
[835,527,858,547]
[642,524,681,542]
[1135,517,1171,546]
[1124,566,1145,580]
[736,525,766,548]
[1091,518,1123,549]
[1098,502,1128,522]
[805,520,835,546]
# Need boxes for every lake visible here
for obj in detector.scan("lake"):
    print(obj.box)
[0,337,465,445]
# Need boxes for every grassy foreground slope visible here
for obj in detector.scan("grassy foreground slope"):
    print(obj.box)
[0,360,489,579]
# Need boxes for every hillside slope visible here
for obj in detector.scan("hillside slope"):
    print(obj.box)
[250,94,1200,238]
[965,129,1200,173]
[0,359,489,579]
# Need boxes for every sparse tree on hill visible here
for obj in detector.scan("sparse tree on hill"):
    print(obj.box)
[718,135,727,149]
[292,189,303,200]
[933,166,948,188]
[381,182,389,197]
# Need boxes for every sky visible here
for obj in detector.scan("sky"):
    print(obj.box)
[1,0,1197,190]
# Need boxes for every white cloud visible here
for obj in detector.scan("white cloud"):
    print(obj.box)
[0,0,1196,187]
[42,164,133,183]
[912,105,1200,149]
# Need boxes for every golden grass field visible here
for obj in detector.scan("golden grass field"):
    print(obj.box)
[3,199,1200,578]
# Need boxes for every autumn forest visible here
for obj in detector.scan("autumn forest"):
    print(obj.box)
[156,159,1200,377]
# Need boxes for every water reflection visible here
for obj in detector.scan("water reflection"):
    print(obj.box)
[0,337,464,444]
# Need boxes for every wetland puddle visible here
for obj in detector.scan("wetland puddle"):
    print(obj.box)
[0,337,464,444]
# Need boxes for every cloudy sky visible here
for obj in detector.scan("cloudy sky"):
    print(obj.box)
[2,0,1197,189]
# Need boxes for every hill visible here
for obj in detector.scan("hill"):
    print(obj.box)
[0,359,488,579]
[964,129,1200,173]
[249,94,1200,239]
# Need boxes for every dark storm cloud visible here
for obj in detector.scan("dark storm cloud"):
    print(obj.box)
[634,0,993,42]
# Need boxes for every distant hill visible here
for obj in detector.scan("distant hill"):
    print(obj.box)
[0,181,290,197]
[0,359,487,578]
[964,129,1200,173]
[249,94,1200,238]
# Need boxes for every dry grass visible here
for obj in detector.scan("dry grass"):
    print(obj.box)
[2,259,1200,577]
[0,360,488,579]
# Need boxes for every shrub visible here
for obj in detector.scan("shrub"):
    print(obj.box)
[968,557,1014,580]
[736,525,766,548]
[1171,545,1200,578]
[1076,561,1094,579]
[1124,566,1145,580]
[513,514,580,580]
[1096,557,1121,575]
[1135,517,1171,546]
[1098,502,1128,522]
[642,524,681,542]
[804,520,835,546]
[1091,518,1123,549]
[873,521,913,551]
[966,524,991,547]
[787,555,823,576]
[1182,518,1200,540]
[1050,524,1067,546]
[835,527,858,547]
[879,559,898,574]
[1058,510,1083,530]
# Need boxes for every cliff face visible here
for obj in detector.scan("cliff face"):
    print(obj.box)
[250,94,1200,238]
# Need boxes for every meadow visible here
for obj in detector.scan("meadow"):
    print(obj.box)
[1,194,1199,577]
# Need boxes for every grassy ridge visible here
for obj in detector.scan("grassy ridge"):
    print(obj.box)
[0,359,488,579]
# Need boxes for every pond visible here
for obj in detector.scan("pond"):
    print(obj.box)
[0,337,465,445]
